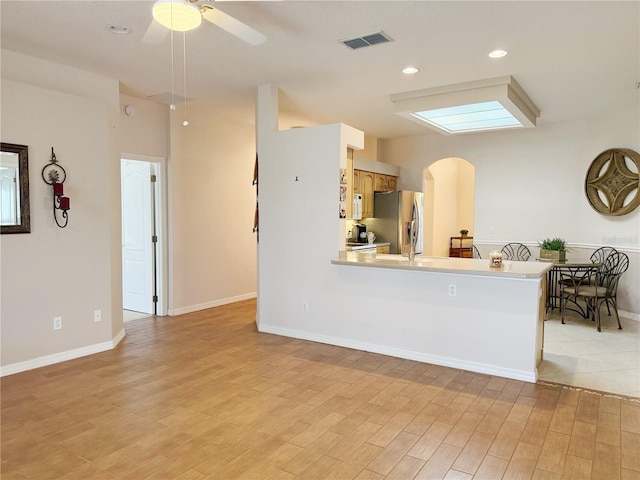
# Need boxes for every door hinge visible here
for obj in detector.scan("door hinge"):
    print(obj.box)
[152,235,157,243]
[153,295,158,303]
[150,174,157,183]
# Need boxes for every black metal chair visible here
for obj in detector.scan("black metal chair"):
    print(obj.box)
[588,246,618,314]
[559,265,599,326]
[501,243,531,261]
[590,246,618,264]
[574,252,629,331]
[472,245,481,259]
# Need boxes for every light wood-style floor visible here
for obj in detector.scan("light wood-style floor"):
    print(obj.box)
[2,299,639,480]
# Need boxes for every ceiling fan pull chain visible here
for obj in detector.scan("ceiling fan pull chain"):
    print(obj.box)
[183,31,189,126]
[170,26,176,111]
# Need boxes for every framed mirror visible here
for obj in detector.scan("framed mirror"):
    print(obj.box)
[1,143,31,234]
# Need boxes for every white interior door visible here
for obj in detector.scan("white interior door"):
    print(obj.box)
[121,159,154,314]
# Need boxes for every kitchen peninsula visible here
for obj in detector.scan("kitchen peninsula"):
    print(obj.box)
[256,85,551,388]
[331,252,551,382]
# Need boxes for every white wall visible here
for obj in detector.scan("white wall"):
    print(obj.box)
[457,160,475,235]
[427,160,459,257]
[120,87,258,316]
[423,158,475,257]
[1,50,260,373]
[167,101,257,314]
[120,94,168,159]
[119,92,259,315]
[1,52,124,372]
[256,85,364,324]
[380,108,640,317]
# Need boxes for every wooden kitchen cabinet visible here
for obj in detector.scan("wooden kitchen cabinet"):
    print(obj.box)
[374,173,398,192]
[354,168,398,218]
[387,175,397,191]
[359,170,374,218]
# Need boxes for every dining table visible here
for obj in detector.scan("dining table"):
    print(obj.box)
[539,258,600,319]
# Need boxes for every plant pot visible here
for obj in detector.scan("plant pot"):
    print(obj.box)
[540,249,566,262]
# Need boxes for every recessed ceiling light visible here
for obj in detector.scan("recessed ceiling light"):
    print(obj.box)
[402,66,420,75]
[488,49,508,58]
[107,25,131,35]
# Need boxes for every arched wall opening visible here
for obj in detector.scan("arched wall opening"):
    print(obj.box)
[422,157,476,257]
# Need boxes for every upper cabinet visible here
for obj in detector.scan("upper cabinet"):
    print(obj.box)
[355,169,398,218]
[349,155,400,219]
[374,173,397,193]
[359,170,375,218]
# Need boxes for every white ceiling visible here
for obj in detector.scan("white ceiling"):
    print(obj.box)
[1,0,638,139]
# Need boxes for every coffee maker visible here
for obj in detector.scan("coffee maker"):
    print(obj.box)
[353,223,367,243]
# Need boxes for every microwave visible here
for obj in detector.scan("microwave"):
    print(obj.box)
[353,193,362,220]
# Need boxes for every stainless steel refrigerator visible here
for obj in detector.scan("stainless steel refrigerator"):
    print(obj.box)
[367,191,424,254]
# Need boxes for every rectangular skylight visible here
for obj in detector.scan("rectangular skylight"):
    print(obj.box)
[390,76,540,135]
[410,101,523,133]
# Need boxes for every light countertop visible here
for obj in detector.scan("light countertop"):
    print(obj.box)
[332,252,552,279]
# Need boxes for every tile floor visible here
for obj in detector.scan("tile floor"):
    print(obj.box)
[122,306,639,398]
[539,309,640,399]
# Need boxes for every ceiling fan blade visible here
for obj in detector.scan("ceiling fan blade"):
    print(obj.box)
[142,19,169,44]
[201,6,266,46]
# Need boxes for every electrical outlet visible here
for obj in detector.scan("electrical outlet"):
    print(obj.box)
[448,284,457,296]
[94,310,102,322]
[53,316,62,330]
[302,301,309,312]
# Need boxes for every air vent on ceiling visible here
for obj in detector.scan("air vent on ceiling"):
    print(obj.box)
[340,31,393,50]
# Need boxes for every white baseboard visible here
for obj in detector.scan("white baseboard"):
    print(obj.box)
[168,292,257,316]
[0,328,126,377]
[258,324,536,383]
[620,310,640,322]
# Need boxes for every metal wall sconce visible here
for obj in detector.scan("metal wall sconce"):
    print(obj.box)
[41,147,70,228]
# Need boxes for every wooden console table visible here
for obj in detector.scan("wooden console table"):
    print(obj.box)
[449,236,473,258]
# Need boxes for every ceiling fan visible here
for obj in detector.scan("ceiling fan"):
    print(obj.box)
[144,0,267,46]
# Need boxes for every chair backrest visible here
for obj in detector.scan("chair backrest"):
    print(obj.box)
[590,246,617,264]
[501,243,531,261]
[597,252,629,296]
[472,245,481,259]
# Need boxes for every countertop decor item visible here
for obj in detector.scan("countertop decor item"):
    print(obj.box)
[489,250,503,268]
[41,147,70,228]
[538,237,568,262]
[585,148,639,216]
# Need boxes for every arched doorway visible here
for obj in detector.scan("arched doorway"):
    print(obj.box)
[422,158,475,257]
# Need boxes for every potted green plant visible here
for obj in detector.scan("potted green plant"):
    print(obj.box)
[538,237,568,262]
[460,229,469,238]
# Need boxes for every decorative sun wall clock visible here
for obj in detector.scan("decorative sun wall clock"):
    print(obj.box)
[585,148,640,216]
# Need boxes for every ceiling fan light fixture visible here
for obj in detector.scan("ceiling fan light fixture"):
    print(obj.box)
[153,0,202,32]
